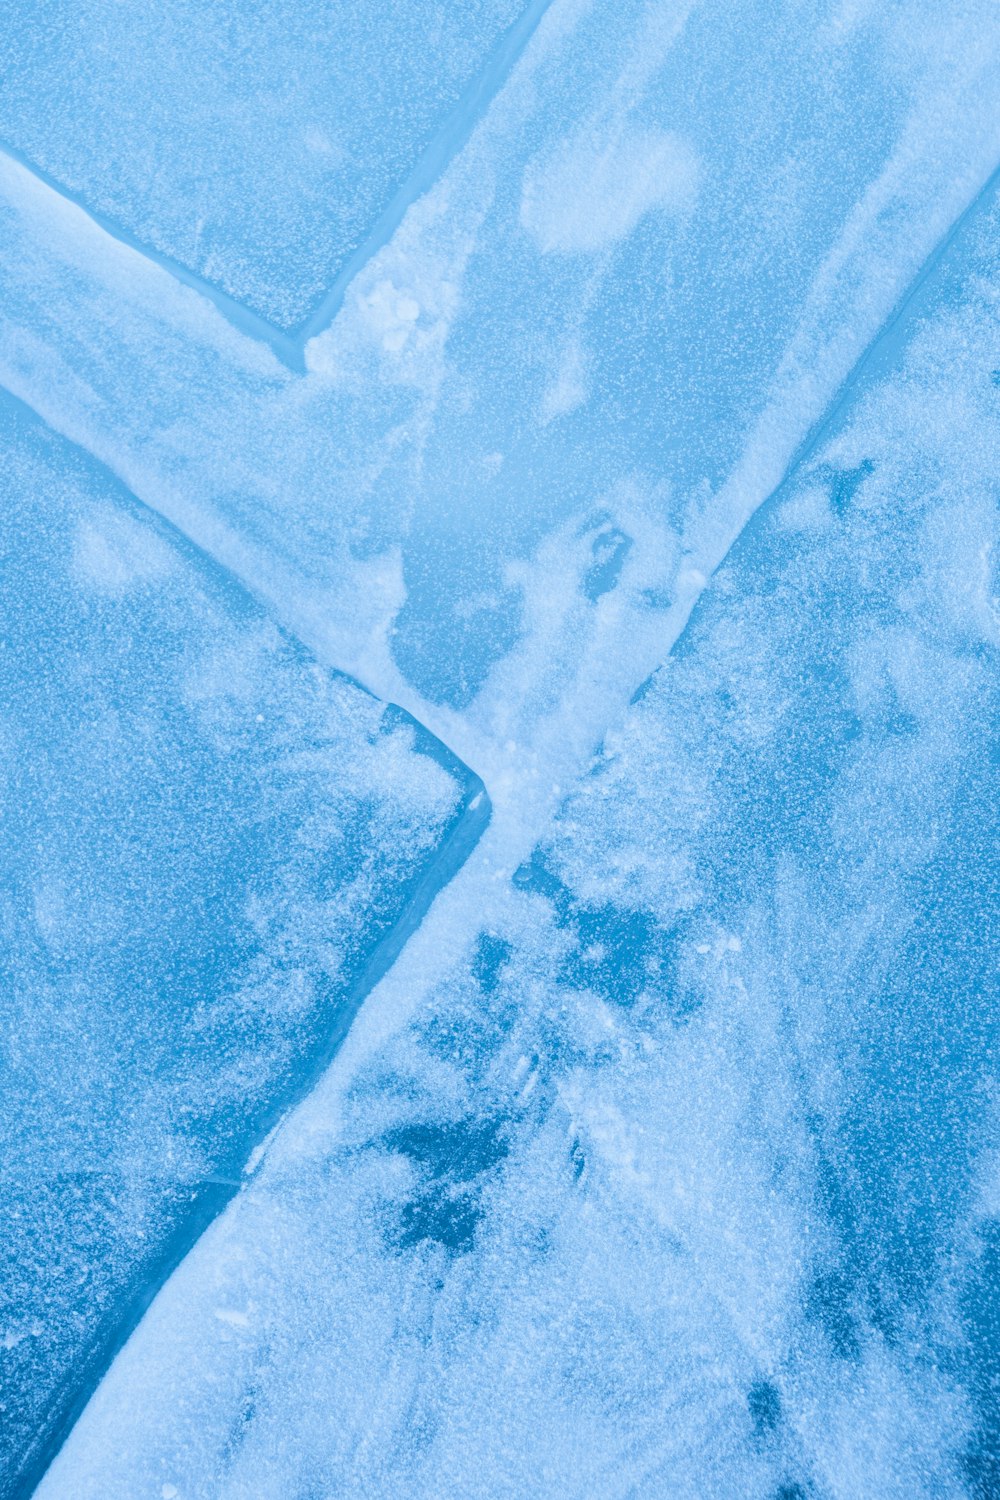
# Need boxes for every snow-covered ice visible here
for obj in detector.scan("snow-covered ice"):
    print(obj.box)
[1,0,999,1496]
[0,0,523,332]
[0,393,484,1496]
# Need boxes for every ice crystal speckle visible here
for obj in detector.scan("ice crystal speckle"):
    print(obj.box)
[0,1,998,1496]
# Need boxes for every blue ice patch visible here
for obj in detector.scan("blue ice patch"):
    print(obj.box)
[0,0,522,332]
[0,392,488,1497]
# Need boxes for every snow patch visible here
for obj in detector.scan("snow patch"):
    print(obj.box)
[72,507,177,594]
[521,126,698,254]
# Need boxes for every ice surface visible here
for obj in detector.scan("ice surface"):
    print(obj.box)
[0,0,521,330]
[1,0,999,1496]
[0,392,485,1498]
[0,0,997,740]
[35,72,1000,1500]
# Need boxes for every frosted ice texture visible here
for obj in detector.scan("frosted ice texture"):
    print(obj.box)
[0,0,520,328]
[38,114,1000,1500]
[0,394,483,1497]
[0,0,999,1496]
[1,0,996,723]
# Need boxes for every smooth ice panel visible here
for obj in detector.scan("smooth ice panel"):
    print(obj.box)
[0,0,521,330]
[0,393,486,1498]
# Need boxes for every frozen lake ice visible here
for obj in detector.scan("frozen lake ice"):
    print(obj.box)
[0,0,523,333]
[1,0,999,1496]
[0,391,485,1496]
